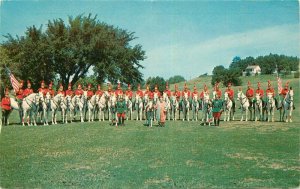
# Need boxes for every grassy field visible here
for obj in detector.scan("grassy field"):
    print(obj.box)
[0,75,299,188]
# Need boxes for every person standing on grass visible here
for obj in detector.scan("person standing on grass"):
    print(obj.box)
[156,96,167,127]
[15,80,24,124]
[145,94,154,127]
[1,88,12,126]
[212,93,223,126]
[116,95,127,127]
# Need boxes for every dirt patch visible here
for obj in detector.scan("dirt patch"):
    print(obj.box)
[225,152,267,161]
[145,175,173,185]
[243,178,264,183]
[149,158,164,168]
[65,163,92,170]
[186,159,204,167]
[38,148,74,158]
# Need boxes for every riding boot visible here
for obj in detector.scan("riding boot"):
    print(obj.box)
[122,117,125,126]
[214,119,217,126]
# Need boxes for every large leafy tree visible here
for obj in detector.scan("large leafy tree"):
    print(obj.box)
[146,76,166,92]
[1,14,146,90]
[167,75,186,84]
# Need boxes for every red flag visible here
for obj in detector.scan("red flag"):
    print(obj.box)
[277,76,282,94]
[5,67,20,93]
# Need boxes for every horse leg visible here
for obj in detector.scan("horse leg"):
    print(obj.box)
[245,108,248,122]
[289,107,293,122]
[240,109,244,121]
[80,109,84,123]
[22,110,26,126]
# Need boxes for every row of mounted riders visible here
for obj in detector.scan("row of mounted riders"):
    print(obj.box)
[1,80,295,126]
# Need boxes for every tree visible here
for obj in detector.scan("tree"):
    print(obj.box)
[211,65,226,86]
[145,76,166,92]
[1,14,146,90]
[167,75,185,84]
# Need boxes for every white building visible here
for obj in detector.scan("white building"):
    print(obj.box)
[242,65,261,76]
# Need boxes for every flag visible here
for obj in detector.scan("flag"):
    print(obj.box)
[5,67,20,93]
[277,76,282,94]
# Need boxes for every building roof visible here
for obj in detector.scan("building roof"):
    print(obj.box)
[246,65,261,69]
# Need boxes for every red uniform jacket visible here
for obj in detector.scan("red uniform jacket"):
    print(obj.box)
[192,91,198,98]
[173,91,181,100]
[255,89,264,98]
[135,90,144,98]
[266,88,275,97]
[182,90,191,97]
[87,90,94,98]
[23,88,33,97]
[16,89,24,100]
[107,90,114,96]
[38,88,48,96]
[164,90,171,97]
[214,90,222,98]
[144,90,152,97]
[57,91,65,96]
[225,89,234,99]
[125,90,133,99]
[246,88,254,98]
[280,88,289,97]
[115,89,123,96]
[65,90,73,96]
[200,90,209,99]
[95,90,103,96]
[48,89,55,97]
[1,97,11,110]
[153,91,161,97]
[75,89,83,96]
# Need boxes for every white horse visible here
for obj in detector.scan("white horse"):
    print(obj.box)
[201,92,211,124]
[49,93,64,124]
[170,95,179,121]
[266,93,275,122]
[163,93,171,121]
[124,95,133,120]
[283,90,294,122]
[254,93,263,122]
[237,90,249,121]
[73,93,86,122]
[65,95,76,123]
[38,92,51,125]
[191,94,199,121]
[96,92,107,121]
[107,93,117,122]
[135,94,144,121]
[182,93,190,121]
[22,93,41,126]
[223,92,233,122]
[60,96,68,124]
[87,94,98,122]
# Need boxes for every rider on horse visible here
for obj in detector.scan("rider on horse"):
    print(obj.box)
[280,81,295,110]
[225,83,235,113]
[164,82,171,98]
[86,83,94,100]
[266,80,277,106]
[23,80,33,97]
[125,84,133,100]
[38,80,48,97]
[214,82,222,98]
[95,84,103,97]
[153,85,161,99]
[48,82,55,97]
[181,82,191,109]
[16,80,24,123]
[57,83,65,96]
[65,83,73,97]
[173,84,181,102]
[246,81,254,109]
[115,83,123,99]
[255,82,264,104]
[136,84,144,98]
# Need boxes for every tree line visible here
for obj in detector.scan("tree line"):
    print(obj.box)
[212,54,299,87]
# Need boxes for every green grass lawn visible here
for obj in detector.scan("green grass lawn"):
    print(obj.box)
[0,75,299,188]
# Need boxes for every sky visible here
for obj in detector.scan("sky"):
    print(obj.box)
[0,0,299,80]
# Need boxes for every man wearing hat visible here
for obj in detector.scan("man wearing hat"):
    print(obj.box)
[16,80,24,123]
[144,84,152,98]
[181,82,191,108]
[192,85,198,98]
[115,83,123,98]
[57,83,65,96]
[145,93,154,127]
[173,84,181,102]
[86,83,94,99]
[1,88,12,126]
[23,80,33,97]
[75,83,84,96]
[200,84,209,100]
[65,83,74,97]
[38,80,48,97]
[255,82,264,98]
[107,83,114,96]
[95,84,103,97]
[48,82,55,97]
[125,84,133,100]
[164,82,171,97]
[135,84,144,98]
[153,84,161,99]
[266,80,275,97]
[280,81,295,110]
[116,94,127,127]
[214,82,222,99]
[246,81,254,109]
[225,83,235,112]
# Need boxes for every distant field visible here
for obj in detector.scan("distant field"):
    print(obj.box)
[0,74,299,188]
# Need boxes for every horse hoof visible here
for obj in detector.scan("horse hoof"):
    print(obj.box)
[240,119,243,122]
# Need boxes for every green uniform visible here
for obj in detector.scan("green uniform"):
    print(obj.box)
[212,99,223,113]
[116,101,127,113]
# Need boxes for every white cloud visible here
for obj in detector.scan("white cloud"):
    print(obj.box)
[141,24,299,80]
